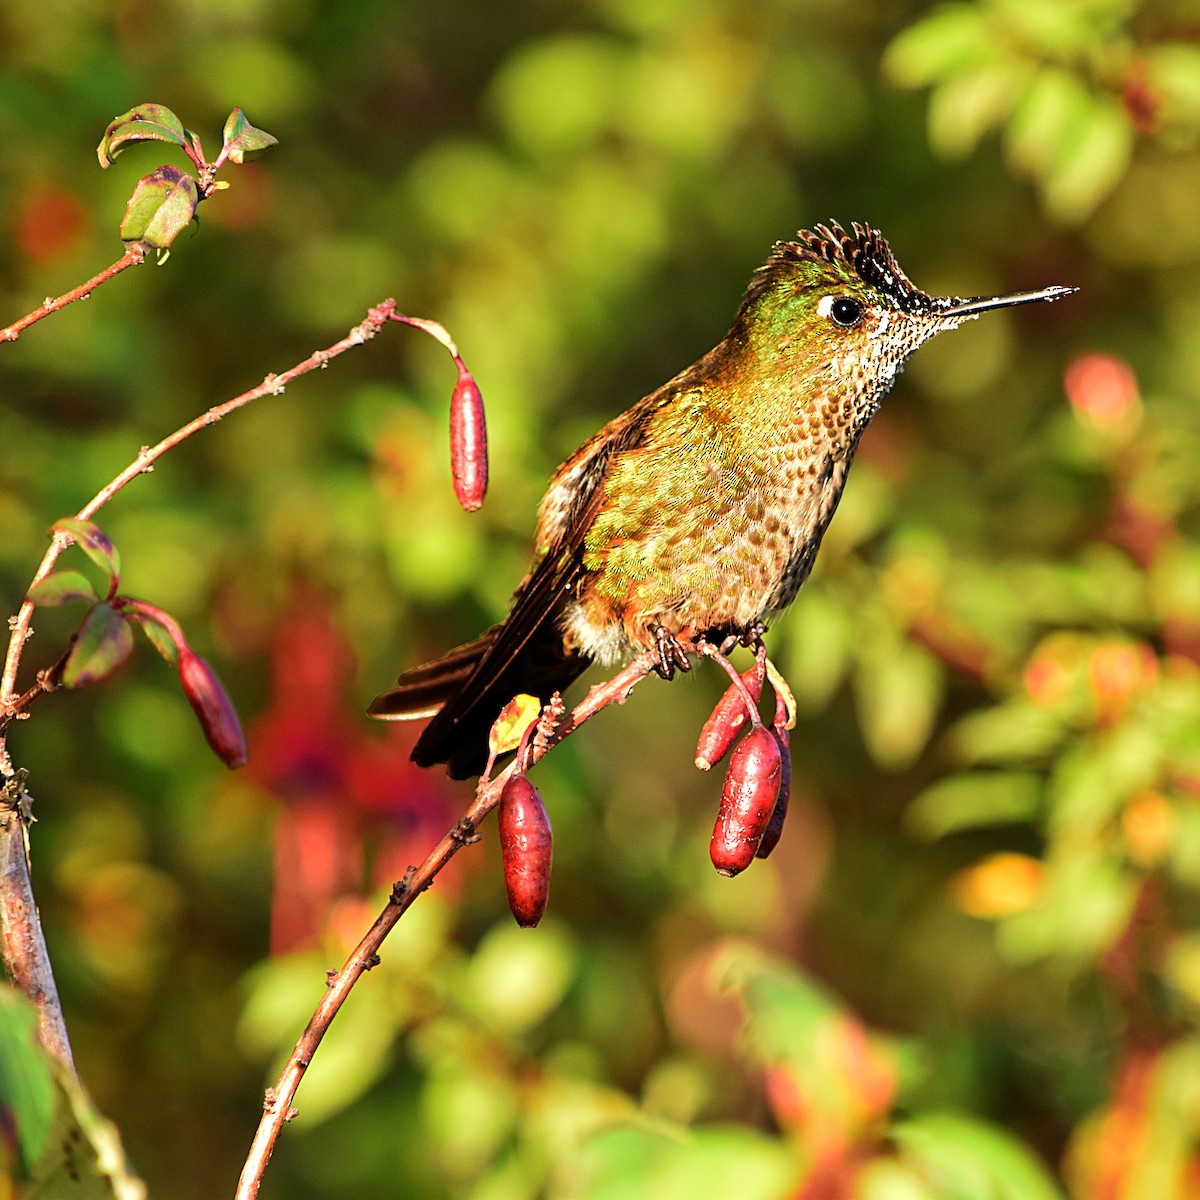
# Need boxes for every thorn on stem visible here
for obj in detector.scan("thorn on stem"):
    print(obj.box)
[451,816,479,845]
[390,866,417,905]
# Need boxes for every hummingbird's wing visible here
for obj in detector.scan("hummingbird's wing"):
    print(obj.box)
[376,403,657,776]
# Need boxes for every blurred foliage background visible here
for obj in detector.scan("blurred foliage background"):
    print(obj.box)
[2,0,1200,1196]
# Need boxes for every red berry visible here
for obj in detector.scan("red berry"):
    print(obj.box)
[710,726,781,876]
[450,366,488,511]
[756,724,791,859]
[498,775,552,927]
[695,657,766,771]
[178,645,247,768]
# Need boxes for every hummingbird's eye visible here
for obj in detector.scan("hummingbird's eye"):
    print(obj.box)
[827,296,864,328]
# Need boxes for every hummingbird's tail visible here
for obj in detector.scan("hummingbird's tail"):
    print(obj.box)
[369,618,588,778]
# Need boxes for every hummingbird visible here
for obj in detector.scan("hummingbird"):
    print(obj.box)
[370,222,1076,777]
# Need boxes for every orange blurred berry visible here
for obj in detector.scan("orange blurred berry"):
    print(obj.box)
[1122,790,1175,869]
[951,852,1044,918]
[1088,641,1158,719]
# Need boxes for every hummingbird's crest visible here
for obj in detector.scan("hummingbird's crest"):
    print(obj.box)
[759,221,935,315]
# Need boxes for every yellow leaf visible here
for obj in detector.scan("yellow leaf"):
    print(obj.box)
[488,694,541,756]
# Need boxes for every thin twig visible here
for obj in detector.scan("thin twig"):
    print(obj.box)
[0,243,148,343]
[234,652,656,1200]
[0,299,399,711]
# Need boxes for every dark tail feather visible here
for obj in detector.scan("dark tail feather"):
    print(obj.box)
[368,633,497,721]
[370,622,587,779]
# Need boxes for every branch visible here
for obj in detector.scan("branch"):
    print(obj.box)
[0,243,148,344]
[0,776,74,1072]
[0,298,402,1086]
[234,652,657,1200]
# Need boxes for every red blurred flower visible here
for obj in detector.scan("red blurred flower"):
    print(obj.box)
[247,597,458,952]
[1064,353,1141,432]
[13,183,88,264]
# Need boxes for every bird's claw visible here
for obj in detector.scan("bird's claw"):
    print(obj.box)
[650,625,692,680]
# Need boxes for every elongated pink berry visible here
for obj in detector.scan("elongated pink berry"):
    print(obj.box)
[178,645,248,768]
[450,365,488,511]
[498,774,552,927]
[710,726,781,876]
[695,657,766,771]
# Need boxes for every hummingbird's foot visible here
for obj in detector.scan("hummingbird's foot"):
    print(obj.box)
[650,625,693,680]
[741,620,767,651]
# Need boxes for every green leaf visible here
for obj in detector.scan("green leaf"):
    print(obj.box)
[96,103,188,167]
[948,702,1067,765]
[26,570,99,608]
[853,630,944,769]
[118,165,200,248]
[783,586,851,712]
[62,605,135,689]
[1005,66,1093,181]
[926,61,1032,159]
[51,518,121,592]
[906,771,1043,839]
[0,984,144,1197]
[884,8,997,89]
[891,1112,1063,1200]
[1040,94,1133,223]
[465,923,578,1033]
[1147,44,1200,126]
[575,1122,795,1200]
[0,987,55,1176]
[221,108,279,164]
[998,852,1137,962]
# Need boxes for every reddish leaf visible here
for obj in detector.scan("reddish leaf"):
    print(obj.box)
[97,103,188,167]
[498,775,552,927]
[25,570,98,608]
[62,604,134,688]
[50,518,120,595]
[119,165,199,248]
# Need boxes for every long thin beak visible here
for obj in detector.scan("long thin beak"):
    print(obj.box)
[940,285,1079,318]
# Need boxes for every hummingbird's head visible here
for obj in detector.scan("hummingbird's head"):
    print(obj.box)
[742,221,1076,406]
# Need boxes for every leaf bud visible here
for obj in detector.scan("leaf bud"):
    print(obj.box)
[178,645,248,768]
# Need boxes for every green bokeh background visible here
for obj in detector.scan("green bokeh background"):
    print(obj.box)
[3,1,1200,1197]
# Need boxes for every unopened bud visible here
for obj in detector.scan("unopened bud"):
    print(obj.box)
[695,658,766,771]
[498,774,552,927]
[178,645,247,768]
[710,726,782,876]
[450,364,488,511]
